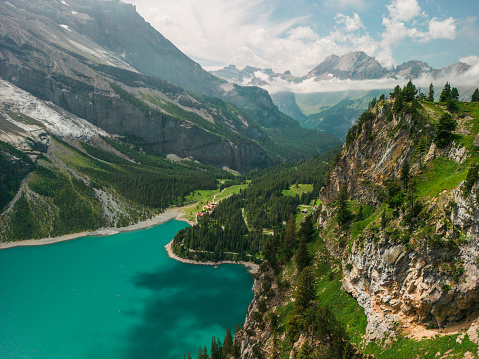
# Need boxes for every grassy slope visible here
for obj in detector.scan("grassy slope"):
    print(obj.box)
[0,135,231,242]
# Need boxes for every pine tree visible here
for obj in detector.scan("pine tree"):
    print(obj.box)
[451,87,459,101]
[400,160,411,190]
[472,88,479,102]
[222,328,233,357]
[435,113,457,148]
[210,337,222,359]
[427,83,434,102]
[197,346,208,359]
[296,342,314,359]
[336,187,351,229]
[391,85,401,99]
[402,80,417,102]
[298,215,314,242]
[294,267,316,316]
[295,237,310,272]
[440,82,452,102]
[356,204,363,221]
[283,214,297,259]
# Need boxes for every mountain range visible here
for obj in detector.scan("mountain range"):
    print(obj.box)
[0,0,339,173]
[211,51,471,84]
[211,52,473,140]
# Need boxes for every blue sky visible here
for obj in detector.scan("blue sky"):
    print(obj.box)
[124,0,478,77]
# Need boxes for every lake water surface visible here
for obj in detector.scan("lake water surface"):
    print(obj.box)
[0,220,253,359]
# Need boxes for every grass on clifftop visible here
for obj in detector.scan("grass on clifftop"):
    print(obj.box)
[415,157,467,198]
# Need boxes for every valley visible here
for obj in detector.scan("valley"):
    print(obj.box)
[1,0,479,358]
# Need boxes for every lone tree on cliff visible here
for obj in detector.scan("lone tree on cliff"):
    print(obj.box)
[337,186,352,229]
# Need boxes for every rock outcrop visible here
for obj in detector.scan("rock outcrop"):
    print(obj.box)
[319,100,479,340]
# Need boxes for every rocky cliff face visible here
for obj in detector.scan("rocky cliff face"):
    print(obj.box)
[0,1,277,172]
[0,0,339,172]
[319,100,479,340]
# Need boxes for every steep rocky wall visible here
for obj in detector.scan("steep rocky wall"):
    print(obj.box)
[319,102,479,340]
[0,34,269,172]
[342,226,479,340]
[321,105,419,207]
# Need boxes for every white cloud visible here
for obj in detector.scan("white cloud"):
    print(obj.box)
[387,0,421,22]
[335,13,364,32]
[220,82,235,94]
[259,64,479,95]
[428,17,456,40]
[460,55,479,66]
[287,26,319,42]
[124,0,464,79]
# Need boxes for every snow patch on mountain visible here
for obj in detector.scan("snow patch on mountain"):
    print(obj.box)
[0,79,109,141]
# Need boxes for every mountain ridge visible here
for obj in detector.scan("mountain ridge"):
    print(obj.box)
[211,51,472,85]
[0,0,339,173]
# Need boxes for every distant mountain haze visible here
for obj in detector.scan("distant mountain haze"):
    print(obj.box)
[211,51,475,139]
[211,51,472,85]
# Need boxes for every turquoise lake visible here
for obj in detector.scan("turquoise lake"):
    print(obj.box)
[0,220,254,359]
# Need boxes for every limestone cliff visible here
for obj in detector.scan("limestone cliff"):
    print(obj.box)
[319,99,479,340]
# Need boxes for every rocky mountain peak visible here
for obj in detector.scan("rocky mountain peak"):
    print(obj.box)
[306,51,388,80]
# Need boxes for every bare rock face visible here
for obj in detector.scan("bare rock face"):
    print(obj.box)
[320,102,479,340]
[343,228,479,340]
[320,105,417,207]
[0,0,272,173]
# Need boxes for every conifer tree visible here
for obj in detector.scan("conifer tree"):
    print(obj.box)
[295,237,310,272]
[294,267,316,316]
[440,82,452,102]
[283,214,297,259]
[402,80,417,102]
[337,187,351,229]
[427,83,434,102]
[222,328,233,357]
[210,337,221,359]
[400,160,411,191]
[198,346,208,359]
[391,85,401,98]
[298,215,314,242]
[472,88,479,102]
[356,204,364,221]
[451,87,459,101]
[296,342,314,359]
[435,113,457,148]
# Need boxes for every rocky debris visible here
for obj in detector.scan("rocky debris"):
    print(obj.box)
[0,79,108,141]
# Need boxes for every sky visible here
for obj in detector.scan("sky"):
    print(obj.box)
[123,0,479,78]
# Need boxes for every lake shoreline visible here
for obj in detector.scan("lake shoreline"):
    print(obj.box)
[0,206,195,250]
[164,240,259,275]
[0,201,259,275]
